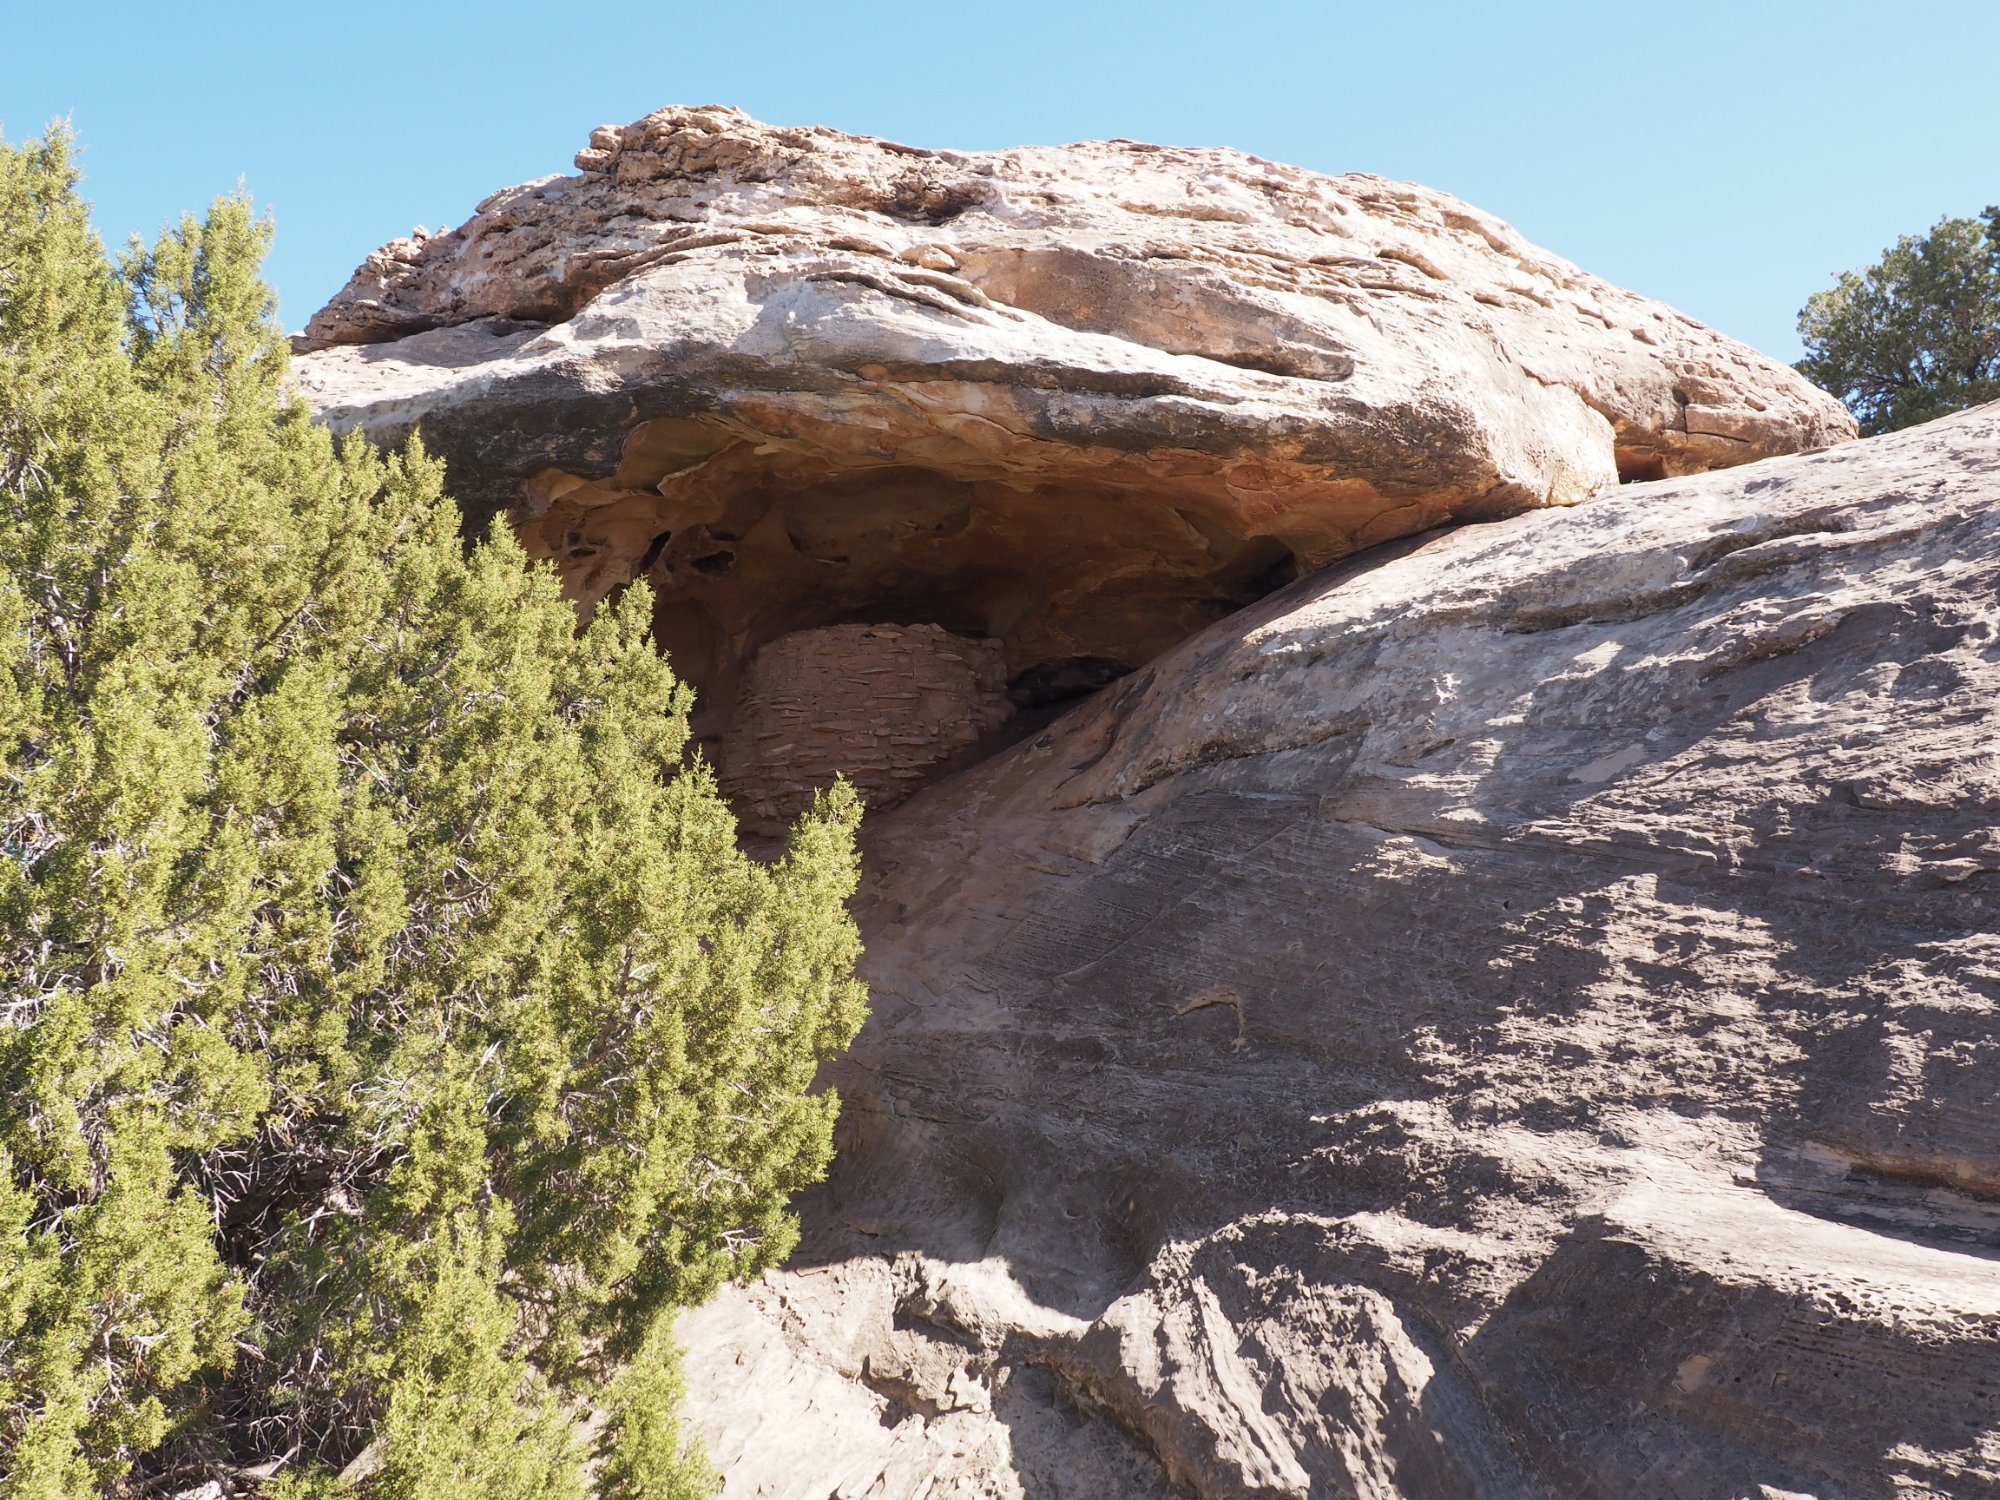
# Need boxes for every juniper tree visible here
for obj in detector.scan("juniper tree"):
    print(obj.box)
[1797,208,2000,435]
[0,126,866,1499]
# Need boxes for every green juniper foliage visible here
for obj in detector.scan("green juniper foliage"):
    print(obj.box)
[1796,207,2000,435]
[0,127,866,1498]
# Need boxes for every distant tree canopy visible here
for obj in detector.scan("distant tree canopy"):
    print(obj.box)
[0,127,866,1499]
[1796,207,2000,436]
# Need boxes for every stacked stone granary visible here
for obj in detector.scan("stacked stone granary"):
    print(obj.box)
[719,623,1011,835]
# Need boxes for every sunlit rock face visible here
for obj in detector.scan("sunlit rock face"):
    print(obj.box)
[292,105,1853,796]
[681,407,2000,1500]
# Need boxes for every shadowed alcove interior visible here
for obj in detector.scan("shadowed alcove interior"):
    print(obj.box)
[516,415,1303,829]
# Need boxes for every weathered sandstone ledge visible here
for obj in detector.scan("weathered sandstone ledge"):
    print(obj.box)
[294,106,1852,812]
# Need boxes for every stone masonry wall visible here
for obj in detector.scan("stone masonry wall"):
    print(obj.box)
[718,623,1012,836]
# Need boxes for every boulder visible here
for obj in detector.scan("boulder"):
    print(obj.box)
[676,405,2000,1499]
[292,106,1853,783]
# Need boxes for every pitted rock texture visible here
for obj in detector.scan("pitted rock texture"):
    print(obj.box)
[292,105,1853,761]
[719,623,1011,836]
[673,406,2000,1500]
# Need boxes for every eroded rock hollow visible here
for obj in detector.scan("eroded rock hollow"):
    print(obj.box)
[294,105,1852,818]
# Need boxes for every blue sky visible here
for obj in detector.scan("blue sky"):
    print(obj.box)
[5,1,1993,362]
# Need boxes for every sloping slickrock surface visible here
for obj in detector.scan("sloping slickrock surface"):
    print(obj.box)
[676,406,2000,1499]
[292,107,1852,752]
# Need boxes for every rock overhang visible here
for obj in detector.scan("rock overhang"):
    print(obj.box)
[292,104,1858,816]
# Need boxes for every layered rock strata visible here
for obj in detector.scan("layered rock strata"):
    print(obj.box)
[677,406,2000,1499]
[292,106,1853,773]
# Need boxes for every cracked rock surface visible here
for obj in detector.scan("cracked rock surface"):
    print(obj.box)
[677,407,2000,1499]
[292,105,1852,775]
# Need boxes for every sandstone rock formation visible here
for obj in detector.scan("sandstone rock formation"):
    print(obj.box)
[675,406,2000,1499]
[289,108,1986,1497]
[292,105,1853,799]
